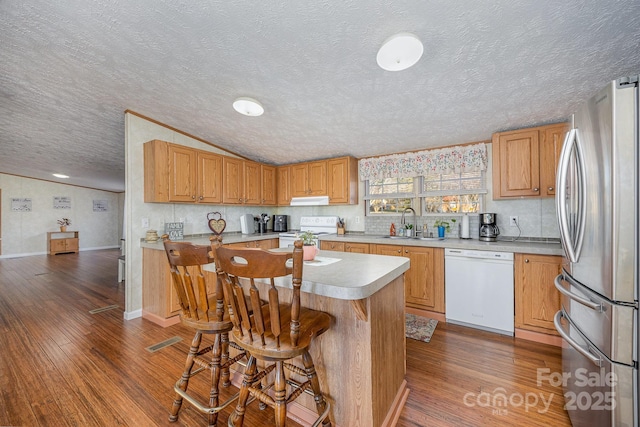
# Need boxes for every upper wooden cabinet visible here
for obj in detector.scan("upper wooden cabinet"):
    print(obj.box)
[291,160,327,197]
[514,254,562,336]
[492,122,569,199]
[222,158,261,205]
[327,157,358,204]
[261,165,277,206]
[276,166,292,205]
[286,156,358,205]
[144,140,222,203]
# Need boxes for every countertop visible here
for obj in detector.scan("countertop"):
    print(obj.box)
[139,230,563,256]
[319,233,564,256]
[202,249,410,300]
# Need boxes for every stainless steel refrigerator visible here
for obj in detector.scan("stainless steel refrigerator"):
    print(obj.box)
[554,76,638,426]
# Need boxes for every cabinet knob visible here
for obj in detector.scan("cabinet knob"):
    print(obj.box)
[238,198,243,203]
[548,187,554,191]
[192,195,196,199]
[397,249,401,253]
[533,187,539,192]
[525,259,530,263]
[405,249,409,253]
[199,196,203,200]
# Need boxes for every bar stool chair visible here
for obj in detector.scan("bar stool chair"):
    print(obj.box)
[163,235,246,427]
[213,240,332,427]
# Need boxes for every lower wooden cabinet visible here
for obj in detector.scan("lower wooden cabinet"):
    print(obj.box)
[514,253,562,335]
[47,231,79,255]
[320,240,369,253]
[374,244,444,313]
[142,248,217,323]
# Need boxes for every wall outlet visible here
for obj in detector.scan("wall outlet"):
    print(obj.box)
[510,216,519,227]
[355,216,360,224]
[141,217,149,228]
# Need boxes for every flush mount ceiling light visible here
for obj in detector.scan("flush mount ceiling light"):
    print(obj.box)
[53,173,69,178]
[233,97,264,116]
[376,32,423,71]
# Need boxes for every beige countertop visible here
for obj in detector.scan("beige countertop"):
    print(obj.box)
[140,230,563,256]
[318,233,564,256]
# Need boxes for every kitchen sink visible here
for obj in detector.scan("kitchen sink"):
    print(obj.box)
[379,235,411,239]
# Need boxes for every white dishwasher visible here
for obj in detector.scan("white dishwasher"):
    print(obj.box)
[444,248,514,336]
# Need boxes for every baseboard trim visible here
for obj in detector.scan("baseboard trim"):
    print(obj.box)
[124,309,142,320]
[141,310,180,327]
[382,379,409,427]
[405,307,446,323]
[515,328,562,347]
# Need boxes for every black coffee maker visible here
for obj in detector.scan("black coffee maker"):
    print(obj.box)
[273,215,288,232]
[479,213,500,242]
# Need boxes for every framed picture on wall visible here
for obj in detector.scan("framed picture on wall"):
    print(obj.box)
[53,196,71,209]
[93,200,108,212]
[11,198,32,212]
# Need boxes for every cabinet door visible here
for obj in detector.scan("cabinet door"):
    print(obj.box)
[492,129,540,198]
[65,238,79,252]
[277,165,292,205]
[197,151,223,203]
[291,164,309,197]
[222,157,243,204]
[345,243,369,254]
[255,239,278,250]
[403,247,444,312]
[327,157,357,204]
[375,244,403,257]
[261,165,277,205]
[168,144,197,202]
[50,239,66,253]
[243,161,261,205]
[320,241,345,251]
[308,160,327,196]
[539,123,568,197]
[515,254,561,335]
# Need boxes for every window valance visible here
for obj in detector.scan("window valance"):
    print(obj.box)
[358,143,488,181]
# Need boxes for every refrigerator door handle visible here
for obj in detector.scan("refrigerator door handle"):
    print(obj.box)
[554,274,604,312]
[553,310,603,367]
[556,128,586,263]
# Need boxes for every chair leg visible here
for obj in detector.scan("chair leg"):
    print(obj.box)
[208,333,223,427]
[228,354,257,427]
[169,330,203,422]
[302,351,331,427]
[274,361,287,427]
[220,332,231,387]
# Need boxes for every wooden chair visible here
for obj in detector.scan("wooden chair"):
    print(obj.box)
[213,240,332,427]
[163,235,246,427]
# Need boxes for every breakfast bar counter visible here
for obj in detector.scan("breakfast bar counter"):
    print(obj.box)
[204,249,410,427]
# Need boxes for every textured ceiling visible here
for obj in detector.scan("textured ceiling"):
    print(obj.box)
[1,1,639,192]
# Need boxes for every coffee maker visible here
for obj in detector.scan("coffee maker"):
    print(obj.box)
[479,213,500,242]
[273,215,288,232]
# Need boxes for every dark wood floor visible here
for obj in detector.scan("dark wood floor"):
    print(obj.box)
[0,249,571,427]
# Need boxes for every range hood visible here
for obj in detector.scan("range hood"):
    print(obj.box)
[289,196,330,206]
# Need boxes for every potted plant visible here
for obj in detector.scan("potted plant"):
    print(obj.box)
[404,223,414,237]
[299,231,318,261]
[434,218,457,239]
[57,218,71,232]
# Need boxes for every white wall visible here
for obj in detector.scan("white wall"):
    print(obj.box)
[0,173,123,257]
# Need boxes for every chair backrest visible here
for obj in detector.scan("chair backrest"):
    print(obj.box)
[163,235,221,323]
[213,240,304,348]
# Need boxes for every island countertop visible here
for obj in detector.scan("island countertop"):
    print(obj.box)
[203,249,410,301]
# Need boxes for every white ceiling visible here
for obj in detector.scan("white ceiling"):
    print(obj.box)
[2,1,639,192]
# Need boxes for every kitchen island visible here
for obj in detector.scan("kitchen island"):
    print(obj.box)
[144,238,410,427]
[210,249,410,427]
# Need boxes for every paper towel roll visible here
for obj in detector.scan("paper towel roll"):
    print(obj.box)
[461,214,470,239]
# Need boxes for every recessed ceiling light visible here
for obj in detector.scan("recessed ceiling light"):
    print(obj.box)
[53,173,69,178]
[233,97,264,116]
[376,33,423,71]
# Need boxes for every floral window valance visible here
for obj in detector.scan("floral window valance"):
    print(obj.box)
[358,143,488,181]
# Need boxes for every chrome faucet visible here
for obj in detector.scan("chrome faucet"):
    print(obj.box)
[401,207,417,236]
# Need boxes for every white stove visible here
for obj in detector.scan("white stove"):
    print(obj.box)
[278,216,339,248]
